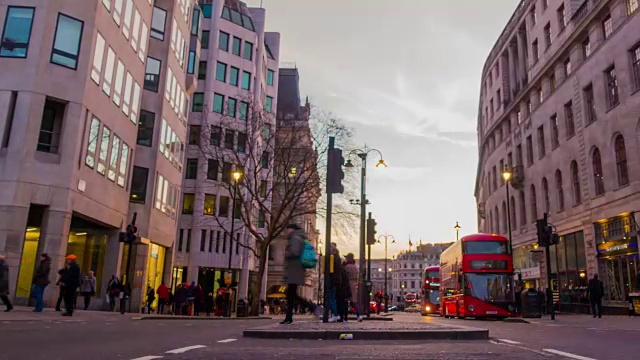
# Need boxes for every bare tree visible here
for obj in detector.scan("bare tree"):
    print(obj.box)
[193,96,353,315]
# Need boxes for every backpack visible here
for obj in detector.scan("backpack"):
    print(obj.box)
[300,240,318,269]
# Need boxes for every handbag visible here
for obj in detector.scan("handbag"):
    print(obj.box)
[300,240,318,269]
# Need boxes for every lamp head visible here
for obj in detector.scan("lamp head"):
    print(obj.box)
[502,168,512,181]
[375,159,387,168]
[344,159,354,168]
[232,171,242,181]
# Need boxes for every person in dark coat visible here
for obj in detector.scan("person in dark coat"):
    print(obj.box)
[280,224,307,324]
[588,274,605,318]
[336,259,352,322]
[0,255,13,312]
[32,253,51,312]
[60,254,81,316]
[327,242,342,322]
[55,266,67,311]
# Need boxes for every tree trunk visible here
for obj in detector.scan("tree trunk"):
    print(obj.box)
[249,248,268,316]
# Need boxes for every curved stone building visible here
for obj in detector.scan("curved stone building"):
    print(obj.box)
[475,0,640,313]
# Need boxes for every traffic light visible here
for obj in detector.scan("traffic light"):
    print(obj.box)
[327,148,345,194]
[366,218,377,245]
[119,224,138,244]
[536,213,559,247]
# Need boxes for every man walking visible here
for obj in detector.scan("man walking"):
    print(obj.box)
[280,224,306,325]
[32,253,51,312]
[588,274,604,318]
[0,255,13,312]
[59,254,80,317]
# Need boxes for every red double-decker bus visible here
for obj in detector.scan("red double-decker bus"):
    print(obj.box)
[421,266,440,316]
[440,233,516,319]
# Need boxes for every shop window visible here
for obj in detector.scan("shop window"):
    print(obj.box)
[144,243,166,309]
[66,229,108,295]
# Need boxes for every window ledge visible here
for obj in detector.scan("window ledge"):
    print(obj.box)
[34,151,61,164]
[614,183,630,192]
[606,102,620,113]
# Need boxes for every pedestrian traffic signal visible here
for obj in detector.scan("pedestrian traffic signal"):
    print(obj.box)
[536,213,559,247]
[366,218,377,245]
[119,224,138,244]
[327,148,345,194]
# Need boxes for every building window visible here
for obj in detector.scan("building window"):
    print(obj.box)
[605,66,619,108]
[530,185,537,220]
[563,57,571,77]
[631,45,640,91]
[537,125,545,158]
[188,125,200,145]
[137,110,154,146]
[570,160,581,205]
[237,132,246,153]
[197,60,207,80]
[144,56,161,92]
[218,31,228,51]
[0,6,36,58]
[219,196,229,217]
[582,37,591,58]
[97,125,110,175]
[182,193,194,214]
[602,15,613,39]
[550,114,559,148]
[265,96,273,112]
[201,4,212,18]
[239,101,248,121]
[530,5,537,25]
[261,152,269,169]
[614,135,629,187]
[192,92,204,112]
[557,3,566,31]
[592,147,605,196]
[221,162,232,183]
[85,117,100,168]
[207,159,218,180]
[200,30,210,49]
[187,50,196,74]
[629,0,640,15]
[241,71,251,90]
[509,196,516,229]
[259,180,268,198]
[227,97,237,117]
[130,166,148,203]
[101,47,115,96]
[583,84,596,124]
[519,190,527,226]
[258,209,266,228]
[526,135,533,166]
[243,41,253,60]
[232,36,241,56]
[90,33,105,84]
[543,22,551,49]
[555,169,564,211]
[150,6,166,40]
[185,158,198,179]
[532,39,539,62]
[564,101,574,138]
[213,93,224,113]
[37,99,64,154]
[191,8,200,35]
[542,177,550,214]
[204,194,216,216]
[267,69,275,86]
[50,13,84,69]
[210,126,221,146]
[229,66,239,86]
[113,60,124,106]
[224,130,234,150]
[215,61,226,82]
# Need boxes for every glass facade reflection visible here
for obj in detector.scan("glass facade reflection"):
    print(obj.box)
[549,231,588,306]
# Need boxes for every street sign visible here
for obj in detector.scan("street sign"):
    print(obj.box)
[224,271,233,285]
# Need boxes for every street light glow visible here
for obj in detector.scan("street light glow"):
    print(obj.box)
[232,171,242,181]
[502,169,512,181]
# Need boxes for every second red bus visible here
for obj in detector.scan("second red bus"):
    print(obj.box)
[421,266,440,315]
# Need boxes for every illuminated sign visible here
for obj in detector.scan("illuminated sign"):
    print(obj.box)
[470,260,508,270]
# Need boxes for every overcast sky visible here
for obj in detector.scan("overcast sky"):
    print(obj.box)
[245,0,519,258]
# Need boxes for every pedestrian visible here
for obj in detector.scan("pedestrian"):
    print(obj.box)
[186,282,195,316]
[204,292,214,316]
[106,275,121,312]
[59,254,81,317]
[32,253,51,312]
[145,285,155,313]
[327,242,342,322]
[55,266,67,311]
[79,271,96,310]
[588,274,604,318]
[156,281,169,314]
[0,255,13,312]
[194,284,204,316]
[344,253,363,322]
[336,258,352,322]
[280,224,307,325]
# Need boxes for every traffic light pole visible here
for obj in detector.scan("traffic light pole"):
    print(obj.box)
[121,212,137,314]
[366,212,372,317]
[543,213,556,320]
[323,136,336,323]
[358,154,367,321]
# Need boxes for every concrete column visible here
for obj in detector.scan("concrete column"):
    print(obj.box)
[98,229,122,309]
[508,43,517,99]
[260,246,269,301]
[130,243,150,312]
[517,30,527,83]
[0,204,29,302]
[39,209,72,307]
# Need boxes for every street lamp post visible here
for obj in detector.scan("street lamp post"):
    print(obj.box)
[225,170,242,317]
[454,222,461,241]
[377,234,395,313]
[344,146,386,320]
[502,166,513,255]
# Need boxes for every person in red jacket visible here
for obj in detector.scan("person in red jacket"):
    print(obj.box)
[156,282,170,314]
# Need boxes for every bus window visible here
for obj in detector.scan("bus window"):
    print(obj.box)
[463,241,508,254]
[464,273,513,302]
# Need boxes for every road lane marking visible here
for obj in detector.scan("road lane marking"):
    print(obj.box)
[497,339,521,344]
[165,345,206,354]
[218,338,237,343]
[543,349,597,360]
[130,356,163,360]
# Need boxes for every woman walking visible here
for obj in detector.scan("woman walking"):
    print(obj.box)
[80,271,96,310]
[344,253,363,322]
[0,255,13,312]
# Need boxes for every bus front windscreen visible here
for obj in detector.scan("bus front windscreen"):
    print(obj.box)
[428,290,439,304]
[463,241,508,254]
[464,273,513,302]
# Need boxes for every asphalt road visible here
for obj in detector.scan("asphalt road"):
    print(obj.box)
[0,311,636,359]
